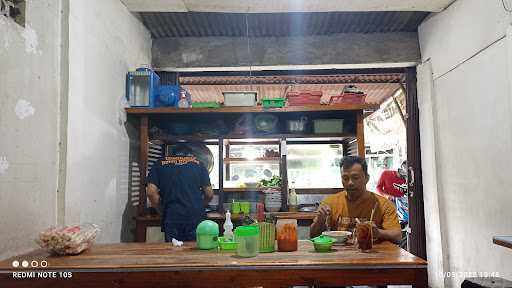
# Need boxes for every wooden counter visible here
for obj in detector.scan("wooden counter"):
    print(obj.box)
[0,241,427,287]
[207,211,317,221]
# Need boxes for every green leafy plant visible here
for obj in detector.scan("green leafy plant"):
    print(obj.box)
[258,175,282,188]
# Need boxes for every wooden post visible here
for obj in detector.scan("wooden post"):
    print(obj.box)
[405,66,427,260]
[218,138,224,212]
[136,116,149,242]
[280,138,288,212]
[356,111,365,158]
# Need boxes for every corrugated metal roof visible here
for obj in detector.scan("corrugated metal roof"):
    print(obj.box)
[140,11,428,38]
[179,74,403,85]
[182,83,400,105]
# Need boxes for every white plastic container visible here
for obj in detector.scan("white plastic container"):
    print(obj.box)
[223,91,257,106]
[223,211,234,241]
[313,119,344,134]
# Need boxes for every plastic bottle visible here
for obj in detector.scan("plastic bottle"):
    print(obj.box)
[178,90,190,108]
[288,181,298,212]
[223,210,234,241]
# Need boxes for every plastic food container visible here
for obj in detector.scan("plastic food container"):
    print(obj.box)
[313,119,344,134]
[196,220,219,250]
[276,219,298,252]
[257,222,276,253]
[218,236,238,251]
[286,91,322,106]
[310,235,336,252]
[191,101,222,108]
[262,98,286,108]
[235,225,260,257]
[223,92,257,106]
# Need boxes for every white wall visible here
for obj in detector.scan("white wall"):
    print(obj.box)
[0,0,64,260]
[418,0,512,287]
[66,0,151,242]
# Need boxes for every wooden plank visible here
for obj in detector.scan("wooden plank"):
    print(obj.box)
[356,111,365,158]
[223,157,280,163]
[224,142,230,181]
[493,236,512,249]
[222,188,266,192]
[280,139,289,212]
[0,242,427,270]
[126,104,380,115]
[207,212,317,221]
[296,188,341,195]
[155,133,353,142]
[0,268,426,288]
[272,212,317,220]
[218,138,224,212]
[136,116,149,242]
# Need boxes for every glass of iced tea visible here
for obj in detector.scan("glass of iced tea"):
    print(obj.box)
[355,221,373,252]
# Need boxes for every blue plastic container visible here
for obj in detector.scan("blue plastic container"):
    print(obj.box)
[126,67,160,107]
[157,85,180,107]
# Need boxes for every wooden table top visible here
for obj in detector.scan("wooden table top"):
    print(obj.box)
[493,236,512,249]
[0,241,426,272]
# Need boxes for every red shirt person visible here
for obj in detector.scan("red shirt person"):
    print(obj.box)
[376,161,407,200]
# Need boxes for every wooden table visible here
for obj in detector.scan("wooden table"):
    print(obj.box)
[0,241,427,287]
[493,236,512,249]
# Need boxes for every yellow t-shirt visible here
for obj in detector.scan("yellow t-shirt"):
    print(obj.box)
[317,191,400,231]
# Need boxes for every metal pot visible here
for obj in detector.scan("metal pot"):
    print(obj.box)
[287,117,308,132]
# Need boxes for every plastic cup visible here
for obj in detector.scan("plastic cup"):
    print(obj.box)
[355,221,373,252]
[231,202,241,214]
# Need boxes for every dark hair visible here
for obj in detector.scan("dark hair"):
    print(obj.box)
[340,156,369,176]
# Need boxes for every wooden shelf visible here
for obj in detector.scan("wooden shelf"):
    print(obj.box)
[224,157,280,163]
[126,104,379,115]
[207,211,317,221]
[223,187,267,192]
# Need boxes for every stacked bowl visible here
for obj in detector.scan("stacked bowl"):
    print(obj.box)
[264,189,282,212]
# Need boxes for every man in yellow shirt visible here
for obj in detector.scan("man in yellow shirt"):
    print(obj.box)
[310,156,402,243]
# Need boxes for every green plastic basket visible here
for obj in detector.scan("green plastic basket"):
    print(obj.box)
[262,98,286,108]
[218,236,238,250]
[191,101,222,108]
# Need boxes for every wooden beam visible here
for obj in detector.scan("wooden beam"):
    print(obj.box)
[126,104,379,115]
[136,116,149,242]
[356,111,365,158]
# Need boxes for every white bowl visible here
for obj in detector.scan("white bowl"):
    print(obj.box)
[322,231,352,245]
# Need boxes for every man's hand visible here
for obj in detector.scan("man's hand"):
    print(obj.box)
[317,204,331,223]
[371,222,401,243]
[310,204,331,238]
[146,183,161,210]
[203,186,214,207]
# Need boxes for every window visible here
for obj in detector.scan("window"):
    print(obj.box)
[206,144,219,189]
[287,144,343,189]
[224,143,280,188]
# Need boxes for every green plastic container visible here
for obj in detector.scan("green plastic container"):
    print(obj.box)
[310,235,336,252]
[218,236,238,251]
[235,225,259,257]
[256,222,275,253]
[262,98,286,108]
[192,101,222,108]
[196,220,219,250]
